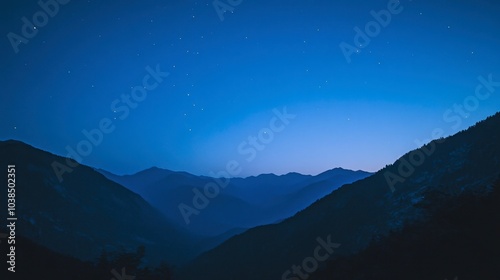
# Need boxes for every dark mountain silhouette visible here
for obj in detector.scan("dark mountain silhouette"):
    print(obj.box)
[0,140,192,266]
[179,112,500,280]
[309,178,500,280]
[0,233,173,280]
[98,166,371,240]
[0,233,96,280]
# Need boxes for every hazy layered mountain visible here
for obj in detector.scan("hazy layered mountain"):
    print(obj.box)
[100,168,263,238]
[98,166,372,240]
[97,167,176,195]
[0,140,192,266]
[180,112,500,280]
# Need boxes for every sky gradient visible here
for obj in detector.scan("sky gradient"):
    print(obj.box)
[1,0,500,176]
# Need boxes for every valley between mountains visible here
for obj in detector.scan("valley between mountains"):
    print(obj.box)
[1,112,499,279]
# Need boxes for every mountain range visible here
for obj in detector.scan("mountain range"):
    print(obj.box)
[0,140,191,265]
[179,112,500,279]
[0,139,371,266]
[97,166,372,239]
[1,112,499,279]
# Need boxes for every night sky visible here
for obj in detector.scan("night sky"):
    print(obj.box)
[2,0,500,176]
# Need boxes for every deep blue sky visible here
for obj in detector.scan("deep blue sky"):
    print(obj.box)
[1,0,500,176]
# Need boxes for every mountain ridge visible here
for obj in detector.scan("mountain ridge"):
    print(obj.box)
[179,111,500,280]
[0,140,194,265]
[98,164,372,239]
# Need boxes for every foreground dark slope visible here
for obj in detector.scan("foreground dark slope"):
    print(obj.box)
[0,140,191,265]
[310,178,500,280]
[0,234,174,280]
[180,113,500,280]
